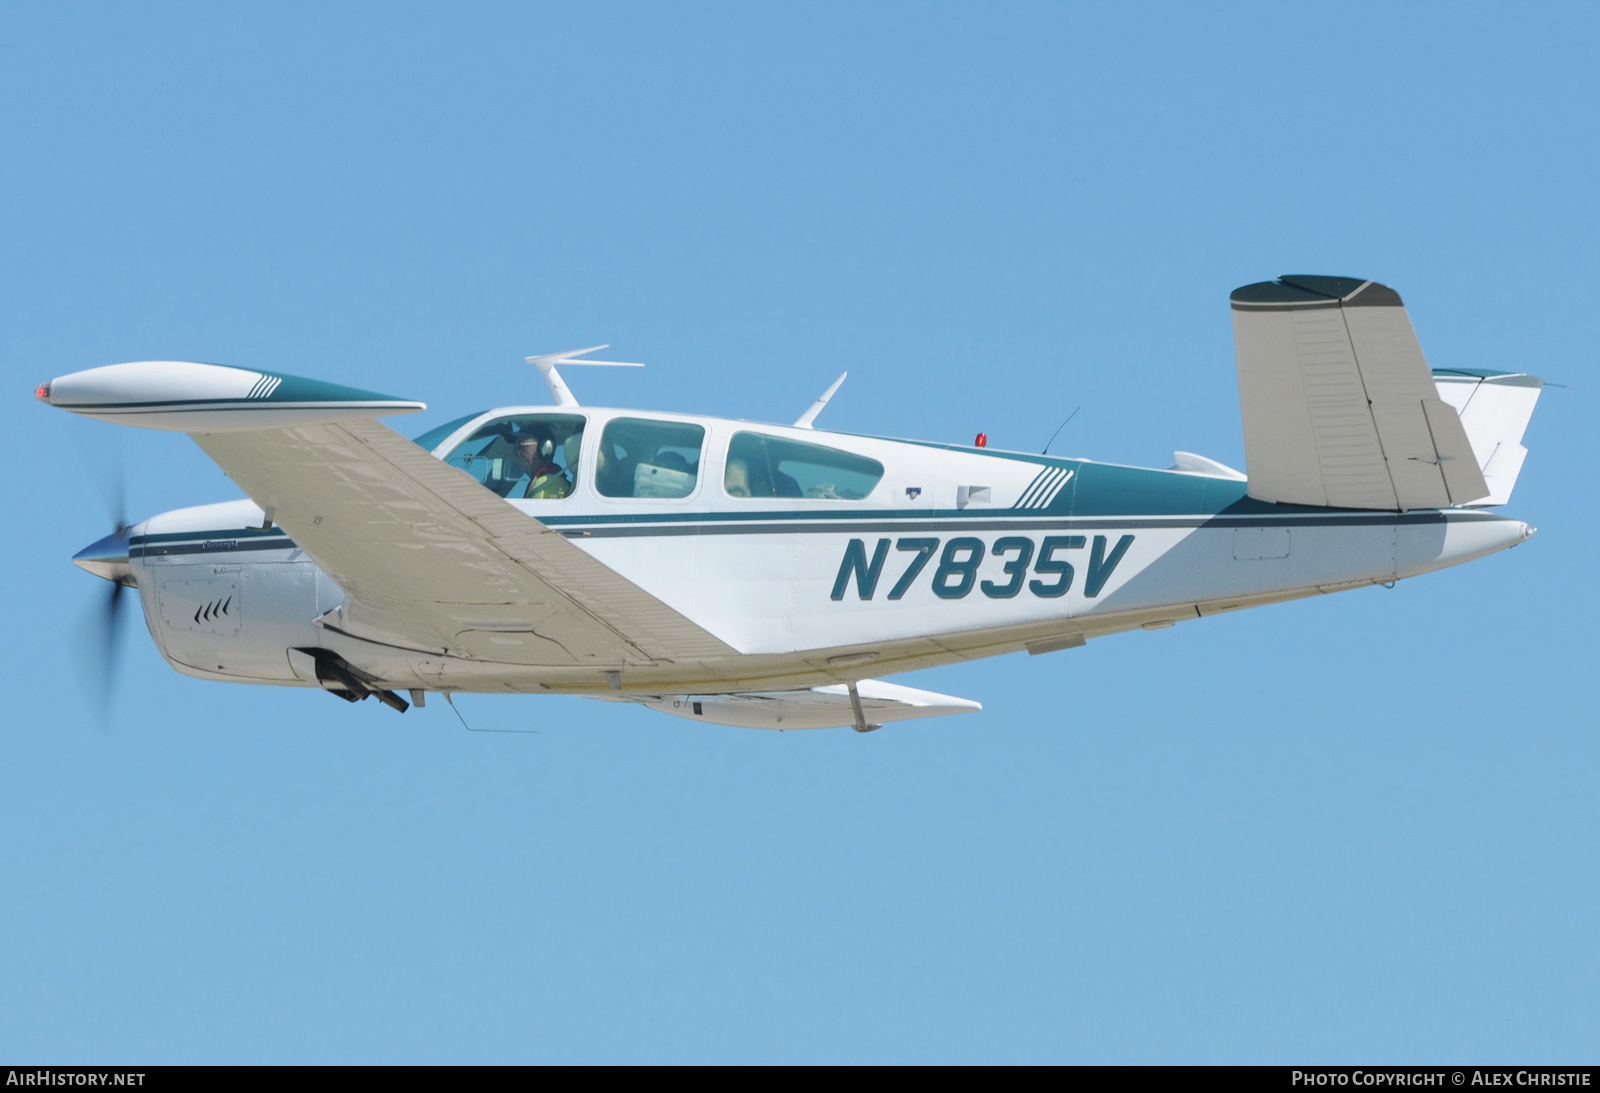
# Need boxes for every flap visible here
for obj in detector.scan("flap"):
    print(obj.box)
[192,418,737,667]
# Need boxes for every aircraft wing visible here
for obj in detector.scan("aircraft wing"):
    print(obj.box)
[1230,275,1489,510]
[194,419,738,667]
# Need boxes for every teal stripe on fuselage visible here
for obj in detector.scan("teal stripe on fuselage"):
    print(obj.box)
[127,450,1507,559]
[132,540,298,560]
[133,507,1501,558]
[133,527,291,545]
[554,511,1462,539]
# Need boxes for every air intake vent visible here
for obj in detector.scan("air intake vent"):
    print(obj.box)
[158,579,242,635]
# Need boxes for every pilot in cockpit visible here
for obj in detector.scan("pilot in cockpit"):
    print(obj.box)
[516,430,573,500]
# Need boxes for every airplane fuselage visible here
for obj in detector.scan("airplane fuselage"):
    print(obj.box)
[111,404,1532,699]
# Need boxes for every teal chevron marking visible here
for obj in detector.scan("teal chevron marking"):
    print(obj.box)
[262,371,409,404]
[245,373,284,399]
[1014,468,1051,508]
[1019,467,1073,509]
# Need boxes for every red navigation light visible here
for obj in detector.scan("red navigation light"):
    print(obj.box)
[974,432,987,448]
[33,382,50,402]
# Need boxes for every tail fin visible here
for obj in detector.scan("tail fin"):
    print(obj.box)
[1231,275,1489,511]
[1431,369,1543,506]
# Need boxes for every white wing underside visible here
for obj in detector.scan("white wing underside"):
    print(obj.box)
[1231,278,1489,510]
[193,420,737,668]
[634,678,982,730]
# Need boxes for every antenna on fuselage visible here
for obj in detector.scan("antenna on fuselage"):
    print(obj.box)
[794,372,847,429]
[524,345,645,408]
[1041,406,1081,455]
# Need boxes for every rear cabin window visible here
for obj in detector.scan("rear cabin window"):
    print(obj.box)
[595,418,706,499]
[442,414,586,500]
[723,432,884,500]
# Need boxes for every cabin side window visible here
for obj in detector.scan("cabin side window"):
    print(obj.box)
[723,432,885,500]
[442,414,587,500]
[595,418,707,499]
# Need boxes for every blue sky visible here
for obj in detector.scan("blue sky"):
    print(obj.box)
[2,2,1595,1063]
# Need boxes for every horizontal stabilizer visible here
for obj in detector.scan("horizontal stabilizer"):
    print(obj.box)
[1231,276,1488,510]
[1431,369,1543,506]
[637,678,981,730]
[1170,451,1246,480]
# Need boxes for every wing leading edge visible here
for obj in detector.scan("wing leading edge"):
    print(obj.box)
[1230,276,1489,510]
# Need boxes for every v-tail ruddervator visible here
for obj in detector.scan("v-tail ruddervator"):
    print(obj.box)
[41,275,1542,731]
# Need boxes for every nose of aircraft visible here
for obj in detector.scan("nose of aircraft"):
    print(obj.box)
[73,527,132,584]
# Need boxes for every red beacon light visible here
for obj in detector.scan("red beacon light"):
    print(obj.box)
[974,432,987,448]
[34,382,50,402]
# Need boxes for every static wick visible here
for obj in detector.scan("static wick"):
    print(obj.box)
[1042,406,1081,455]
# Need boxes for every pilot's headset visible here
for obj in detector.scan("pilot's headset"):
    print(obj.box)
[520,431,556,460]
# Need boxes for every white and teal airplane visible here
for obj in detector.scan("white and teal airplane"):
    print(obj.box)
[41,275,1542,731]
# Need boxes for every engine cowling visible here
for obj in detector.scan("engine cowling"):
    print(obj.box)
[138,558,335,683]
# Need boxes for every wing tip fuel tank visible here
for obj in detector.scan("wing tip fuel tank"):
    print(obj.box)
[36,360,424,432]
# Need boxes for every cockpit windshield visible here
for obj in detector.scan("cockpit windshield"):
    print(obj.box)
[412,412,486,455]
[442,414,586,500]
